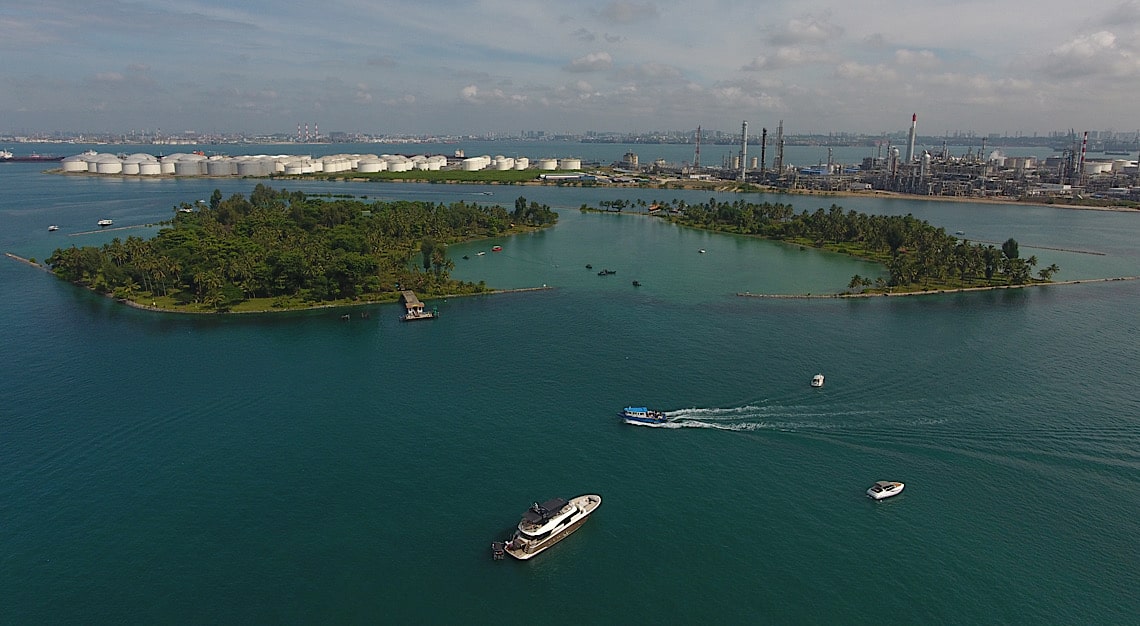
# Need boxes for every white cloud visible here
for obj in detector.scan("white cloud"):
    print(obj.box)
[565,52,614,73]
[834,62,898,82]
[894,49,940,69]
[742,47,814,71]
[1040,31,1140,79]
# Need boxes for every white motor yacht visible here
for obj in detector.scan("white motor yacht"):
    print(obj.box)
[501,494,601,560]
[866,481,904,500]
[811,374,825,388]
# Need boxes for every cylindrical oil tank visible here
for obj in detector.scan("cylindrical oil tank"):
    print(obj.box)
[95,156,123,174]
[138,161,162,176]
[495,158,515,170]
[206,159,236,176]
[462,157,485,171]
[61,155,89,172]
[235,159,263,176]
[174,160,202,176]
[356,159,388,173]
[559,158,581,170]
[538,158,558,170]
[121,161,141,175]
[514,157,529,170]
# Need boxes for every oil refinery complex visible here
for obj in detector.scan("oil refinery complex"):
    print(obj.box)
[43,115,1140,203]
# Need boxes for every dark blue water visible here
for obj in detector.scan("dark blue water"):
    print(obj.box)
[2,161,1139,624]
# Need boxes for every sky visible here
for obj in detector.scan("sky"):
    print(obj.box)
[3,0,1140,137]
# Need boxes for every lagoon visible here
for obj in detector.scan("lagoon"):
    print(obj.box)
[2,160,1140,624]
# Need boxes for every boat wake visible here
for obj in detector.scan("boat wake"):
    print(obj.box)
[627,403,940,432]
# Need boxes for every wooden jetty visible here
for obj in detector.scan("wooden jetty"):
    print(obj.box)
[400,290,436,321]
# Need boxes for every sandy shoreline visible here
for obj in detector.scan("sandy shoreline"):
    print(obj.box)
[10,251,1135,311]
[738,276,1140,299]
[4,252,552,314]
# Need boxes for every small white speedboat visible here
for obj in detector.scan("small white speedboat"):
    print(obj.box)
[867,481,904,500]
[97,219,113,227]
[811,374,825,388]
[48,225,59,232]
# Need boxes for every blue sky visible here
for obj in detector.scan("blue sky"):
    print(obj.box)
[3,0,1139,136]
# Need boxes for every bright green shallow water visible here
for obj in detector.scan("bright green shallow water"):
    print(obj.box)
[2,163,1140,624]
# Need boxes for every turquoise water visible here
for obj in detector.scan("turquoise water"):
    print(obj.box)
[2,162,1140,624]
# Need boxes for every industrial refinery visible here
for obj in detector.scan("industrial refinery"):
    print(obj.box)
[45,115,1140,204]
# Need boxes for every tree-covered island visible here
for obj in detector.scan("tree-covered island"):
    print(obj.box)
[47,184,558,312]
[603,198,1060,293]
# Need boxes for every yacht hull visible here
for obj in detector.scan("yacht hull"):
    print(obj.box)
[504,494,601,560]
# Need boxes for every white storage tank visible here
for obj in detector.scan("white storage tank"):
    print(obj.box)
[356,159,388,173]
[95,155,123,174]
[84,152,110,172]
[514,157,529,170]
[121,161,141,175]
[174,160,202,176]
[462,157,486,171]
[138,161,162,176]
[206,158,236,176]
[495,157,515,170]
[560,158,581,170]
[61,155,90,173]
[1083,161,1111,175]
[538,158,559,170]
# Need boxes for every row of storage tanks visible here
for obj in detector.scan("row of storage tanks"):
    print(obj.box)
[59,152,583,176]
[460,156,582,171]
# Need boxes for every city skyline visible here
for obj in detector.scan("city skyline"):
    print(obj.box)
[4,1,1140,136]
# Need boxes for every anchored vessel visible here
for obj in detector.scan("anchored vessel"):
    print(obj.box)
[811,374,825,388]
[97,219,113,227]
[502,495,602,560]
[620,406,668,425]
[866,481,905,500]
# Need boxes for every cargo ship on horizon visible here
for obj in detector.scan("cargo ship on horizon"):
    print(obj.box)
[0,149,64,163]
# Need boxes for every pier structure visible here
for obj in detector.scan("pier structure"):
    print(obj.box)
[400,290,436,321]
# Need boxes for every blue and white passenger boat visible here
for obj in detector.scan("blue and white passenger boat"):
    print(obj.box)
[620,406,668,425]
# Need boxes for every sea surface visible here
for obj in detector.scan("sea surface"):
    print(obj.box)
[2,154,1140,624]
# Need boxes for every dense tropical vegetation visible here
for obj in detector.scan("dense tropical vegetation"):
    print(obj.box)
[640,197,1060,292]
[47,184,557,311]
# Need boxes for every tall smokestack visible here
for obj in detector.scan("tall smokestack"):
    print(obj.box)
[694,125,701,169]
[906,113,917,163]
[740,121,748,181]
[760,127,768,177]
[1079,131,1088,184]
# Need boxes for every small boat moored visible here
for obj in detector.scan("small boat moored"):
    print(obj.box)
[620,406,668,425]
[500,494,602,560]
[811,374,825,388]
[491,245,503,252]
[866,481,905,500]
[48,225,59,232]
[97,219,113,227]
